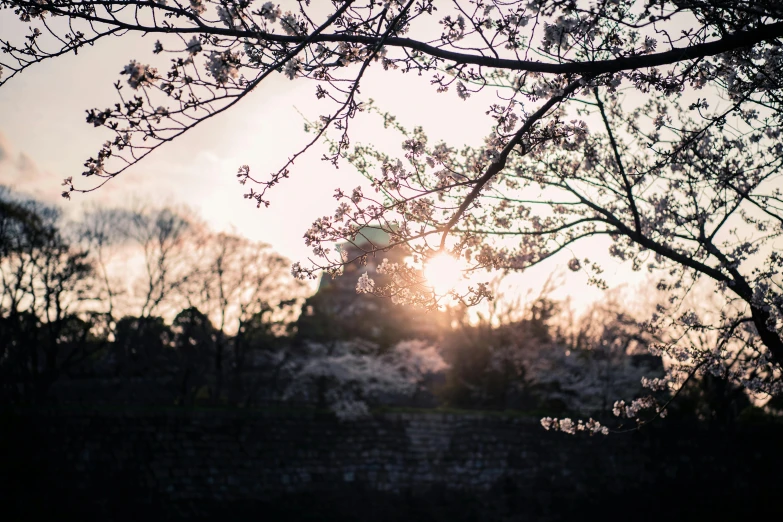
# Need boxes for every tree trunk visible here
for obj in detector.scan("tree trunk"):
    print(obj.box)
[751,305,783,367]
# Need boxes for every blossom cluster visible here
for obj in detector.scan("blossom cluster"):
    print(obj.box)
[540,417,609,436]
[121,61,158,89]
[284,339,447,420]
[612,397,661,419]
[206,51,239,84]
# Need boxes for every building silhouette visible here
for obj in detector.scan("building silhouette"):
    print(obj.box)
[296,227,450,347]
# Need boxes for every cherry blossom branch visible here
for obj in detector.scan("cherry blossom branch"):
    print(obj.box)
[593,88,641,234]
[438,76,586,249]
[11,2,783,76]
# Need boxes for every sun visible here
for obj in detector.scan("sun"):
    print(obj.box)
[423,252,465,295]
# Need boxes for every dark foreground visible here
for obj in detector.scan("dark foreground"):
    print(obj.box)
[2,407,780,521]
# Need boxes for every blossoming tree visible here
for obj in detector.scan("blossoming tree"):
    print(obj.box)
[3,0,783,426]
[284,338,447,419]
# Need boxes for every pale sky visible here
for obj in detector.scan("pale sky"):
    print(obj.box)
[0,17,648,311]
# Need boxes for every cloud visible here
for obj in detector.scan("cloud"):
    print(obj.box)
[0,131,10,163]
[0,131,52,201]
[16,152,40,178]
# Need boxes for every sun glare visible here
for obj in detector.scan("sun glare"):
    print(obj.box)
[423,253,465,295]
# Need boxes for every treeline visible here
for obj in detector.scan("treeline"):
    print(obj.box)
[0,187,305,405]
[0,188,766,424]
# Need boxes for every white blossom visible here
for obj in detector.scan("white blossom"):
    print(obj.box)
[206,51,239,84]
[189,0,206,14]
[280,12,299,35]
[260,2,281,23]
[541,416,609,436]
[283,58,300,80]
[120,60,157,89]
[356,272,375,294]
[456,81,470,100]
[186,37,202,55]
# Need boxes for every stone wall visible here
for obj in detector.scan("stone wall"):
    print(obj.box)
[2,408,781,521]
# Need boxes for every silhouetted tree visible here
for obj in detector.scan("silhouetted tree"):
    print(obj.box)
[0,191,99,402]
[171,307,216,404]
[111,315,173,378]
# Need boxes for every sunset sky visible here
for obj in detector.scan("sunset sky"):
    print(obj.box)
[0,18,648,311]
